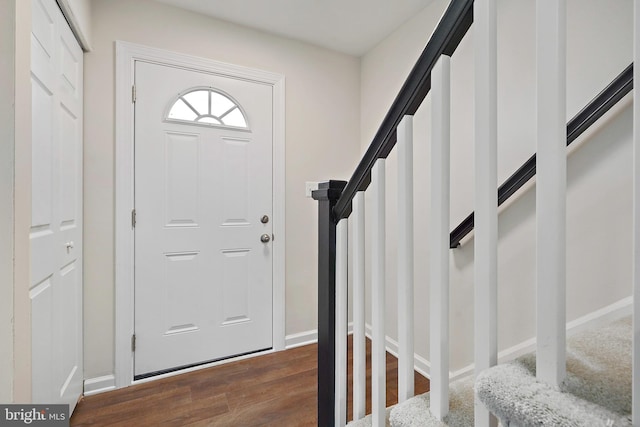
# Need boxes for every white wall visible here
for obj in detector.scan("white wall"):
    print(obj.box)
[0,0,35,403]
[14,0,33,403]
[360,0,634,372]
[0,0,17,403]
[84,0,361,380]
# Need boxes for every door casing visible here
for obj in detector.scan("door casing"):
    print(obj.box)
[114,41,286,388]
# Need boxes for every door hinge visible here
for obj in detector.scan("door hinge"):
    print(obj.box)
[131,334,136,352]
[131,209,136,228]
[132,85,136,103]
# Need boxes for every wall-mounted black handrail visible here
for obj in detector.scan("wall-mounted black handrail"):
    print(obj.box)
[333,0,474,221]
[449,63,634,248]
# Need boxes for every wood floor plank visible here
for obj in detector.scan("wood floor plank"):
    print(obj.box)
[71,338,429,426]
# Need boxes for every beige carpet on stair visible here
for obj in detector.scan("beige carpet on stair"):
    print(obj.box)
[348,316,631,427]
[346,407,392,427]
[476,316,632,427]
[389,375,475,427]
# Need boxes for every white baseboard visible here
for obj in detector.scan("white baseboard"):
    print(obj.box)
[284,325,432,378]
[565,296,632,335]
[102,329,325,391]
[449,296,633,381]
[285,329,318,349]
[364,324,432,380]
[281,296,631,384]
[284,323,355,350]
[83,374,116,396]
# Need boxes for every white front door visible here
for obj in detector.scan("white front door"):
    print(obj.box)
[30,0,83,411]
[134,61,274,377]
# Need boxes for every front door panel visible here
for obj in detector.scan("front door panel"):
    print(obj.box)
[134,61,273,377]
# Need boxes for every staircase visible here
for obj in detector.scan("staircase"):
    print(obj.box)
[312,0,639,426]
[345,317,632,427]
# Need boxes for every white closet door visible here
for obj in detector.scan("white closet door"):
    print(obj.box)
[30,0,83,412]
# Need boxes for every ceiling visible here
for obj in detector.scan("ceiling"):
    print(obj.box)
[152,0,434,56]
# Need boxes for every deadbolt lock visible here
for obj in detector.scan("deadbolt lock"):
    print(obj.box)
[261,215,269,224]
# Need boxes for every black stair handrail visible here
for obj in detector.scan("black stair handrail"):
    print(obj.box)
[333,0,474,221]
[449,63,633,248]
[313,2,475,425]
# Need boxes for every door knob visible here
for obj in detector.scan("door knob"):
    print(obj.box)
[260,234,271,243]
[65,241,74,252]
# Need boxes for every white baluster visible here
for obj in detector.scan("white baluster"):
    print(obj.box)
[535,0,567,387]
[397,115,415,403]
[632,1,640,425]
[430,54,451,421]
[372,159,386,427]
[352,191,366,421]
[474,0,498,426]
[335,219,348,427]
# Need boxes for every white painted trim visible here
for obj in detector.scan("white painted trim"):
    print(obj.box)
[450,296,633,381]
[335,219,348,427]
[83,375,116,396]
[352,191,367,421]
[364,324,432,381]
[364,297,632,384]
[280,297,632,388]
[55,0,91,51]
[285,330,318,349]
[397,115,415,403]
[284,323,355,350]
[430,54,451,421]
[286,324,433,381]
[371,159,386,427]
[114,41,286,389]
[474,0,498,425]
[535,0,567,387]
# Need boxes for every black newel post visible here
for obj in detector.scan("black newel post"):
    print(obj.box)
[312,180,347,427]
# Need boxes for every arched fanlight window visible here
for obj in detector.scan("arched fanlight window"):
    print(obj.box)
[166,87,249,129]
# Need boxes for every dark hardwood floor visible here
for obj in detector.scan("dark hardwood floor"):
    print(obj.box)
[71,338,430,426]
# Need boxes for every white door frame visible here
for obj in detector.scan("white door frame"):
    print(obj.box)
[114,41,286,388]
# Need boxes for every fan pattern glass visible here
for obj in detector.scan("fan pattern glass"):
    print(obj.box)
[167,88,248,128]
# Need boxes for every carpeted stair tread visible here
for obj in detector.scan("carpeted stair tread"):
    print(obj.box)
[389,375,475,427]
[476,316,632,427]
[346,407,393,427]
